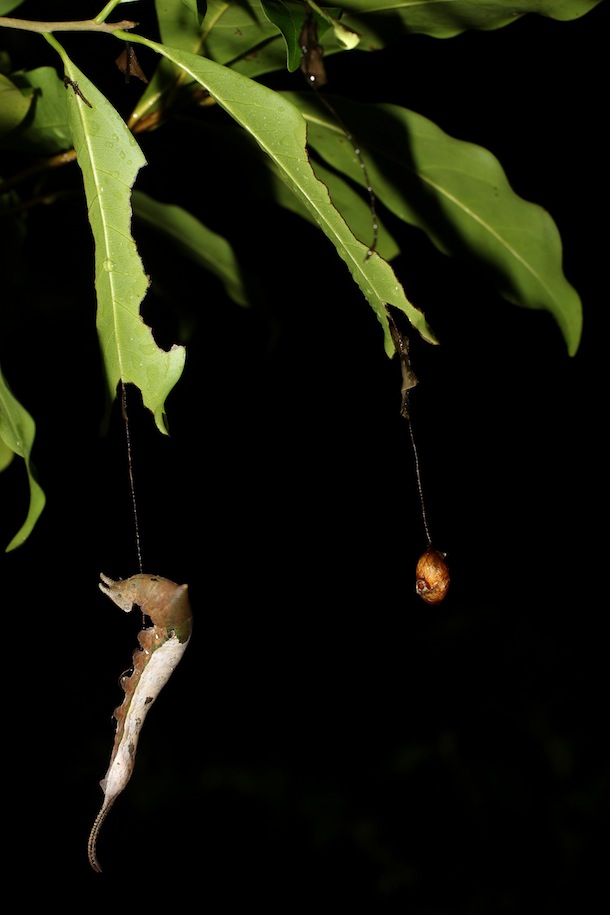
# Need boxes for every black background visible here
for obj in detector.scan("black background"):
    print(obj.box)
[1,1,607,909]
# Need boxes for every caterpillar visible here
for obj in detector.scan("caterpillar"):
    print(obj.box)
[88,573,192,872]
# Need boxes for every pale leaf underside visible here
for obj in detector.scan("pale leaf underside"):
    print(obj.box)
[63,59,186,433]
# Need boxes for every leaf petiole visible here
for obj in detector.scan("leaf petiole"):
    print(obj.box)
[94,0,127,25]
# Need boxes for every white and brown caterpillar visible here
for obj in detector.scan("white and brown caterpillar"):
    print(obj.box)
[88,573,192,872]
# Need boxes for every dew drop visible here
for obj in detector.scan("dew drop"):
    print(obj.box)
[102,259,116,272]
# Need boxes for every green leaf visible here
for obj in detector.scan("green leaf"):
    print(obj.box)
[0,436,14,472]
[130,0,210,126]
[207,1,354,79]
[0,364,46,551]
[306,2,361,49]
[1,66,71,155]
[201,0,279,60]
[260,0,308,71]
[0,71,31,136]
[0,0,25,13]
[259,147,400,261]
[260,1,356,71]
[336,0,604,40]
[180,0,207,20]
[286,92,582,353]
[59,51,185,433]
[123,32,437,351]
[153,0,206,47]
[132,190,250,307]
[197,0,287,79]
[285,157,400,262]
[193,0,603,71]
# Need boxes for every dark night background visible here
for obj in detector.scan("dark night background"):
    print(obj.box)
[1,1,607,909]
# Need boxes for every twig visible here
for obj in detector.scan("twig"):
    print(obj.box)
[0,151,77,198]
[0,17,137,33]
[0,106,165,199]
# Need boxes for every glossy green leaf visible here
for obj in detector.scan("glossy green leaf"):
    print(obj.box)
[263,152,400,261]
[210,1,357,79]
[131,0,238,125]
[0,364,46,551]
[181,113,400,261]
[197,0,287,78]
[296,158,400,261]
[132,190,250,307]
[286,91,582,353]
[0,0,25,13]
[260,0,308,71]
[260,1,355,71]
[180,0,207,20]
[0,72,31,136]
[0,436,14,472]
[180,0,604,79]
[0,66,71,155]
[155,0,205,39]
[306,2,361,49]
[123,31,437,351]
[336,0,604,40]
[131,0,207,125]
[55,46,186,432]
[201,0,279,59]
[147,0,343,83]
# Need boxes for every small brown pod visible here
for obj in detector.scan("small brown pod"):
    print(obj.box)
[415,549,450,604]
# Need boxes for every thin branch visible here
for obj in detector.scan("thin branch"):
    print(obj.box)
[1,188,77,216]
[0,17,137,34]
[0,106,167,199]
[0,150,77,196]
